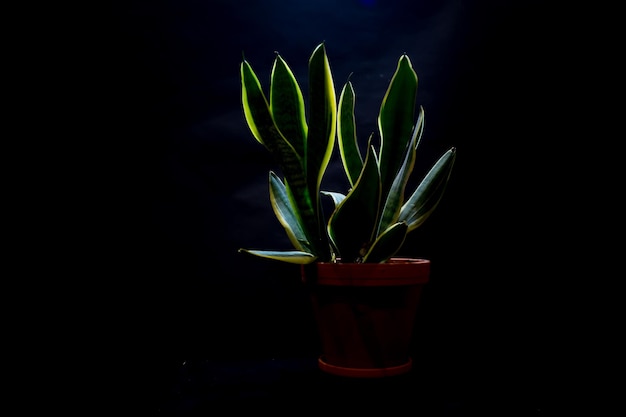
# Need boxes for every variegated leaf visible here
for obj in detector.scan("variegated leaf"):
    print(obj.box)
[337,80,363,187]
[270,54,307,159]
[327,142,381,262]
[269,171,312,252]
[363,221,408,263]
[399,147,456,231]
[238,249,317,264]
[377,55,418,199]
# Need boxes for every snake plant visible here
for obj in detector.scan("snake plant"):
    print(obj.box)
[238,43,456,264]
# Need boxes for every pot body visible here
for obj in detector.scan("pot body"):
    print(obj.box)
[302,258,430,377]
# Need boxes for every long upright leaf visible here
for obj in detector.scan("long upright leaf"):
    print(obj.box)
[376,123,419,237]
[327,142,381,262]
[241,59,317,248]
[241,60,274,147]
[377,55,418,199]
[375,106,424,237]
[337,80,362,187]
[305,43,336,259]
[270,55,307,159]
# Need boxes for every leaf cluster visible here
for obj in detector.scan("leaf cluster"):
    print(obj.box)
[239,43,456,264]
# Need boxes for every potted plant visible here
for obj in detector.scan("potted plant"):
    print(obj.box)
[238,42,456,377]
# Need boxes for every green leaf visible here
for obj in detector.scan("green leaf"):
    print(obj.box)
[280,175,318,254]
[241,58,319,253]
[377,54,418,199]
[321,190,346,207]
[306,43,336,190]
[270,54,307,159]
[269,171,312,252]
[362,221,409,263]
[399,147,457,232]
[241,60,301,175]
[337,80,363,187]
[376,115,420,238]
[238,249,317,264]
[241,60,273,147]
[305,42,336,259]
[327,142,381,262]
[413,106,425,150]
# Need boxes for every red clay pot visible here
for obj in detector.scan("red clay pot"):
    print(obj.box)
[302,258,430,378]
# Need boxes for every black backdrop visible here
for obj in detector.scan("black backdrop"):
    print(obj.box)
[75,0,607,413]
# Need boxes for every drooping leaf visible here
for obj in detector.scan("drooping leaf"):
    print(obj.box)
[238,249,317,264]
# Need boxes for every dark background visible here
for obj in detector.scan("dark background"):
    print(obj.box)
[61,0,611,414]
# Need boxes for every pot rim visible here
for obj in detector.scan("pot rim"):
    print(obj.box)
[303,257,430,286]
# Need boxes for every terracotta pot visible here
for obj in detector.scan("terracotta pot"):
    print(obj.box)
[302,258,430,378]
